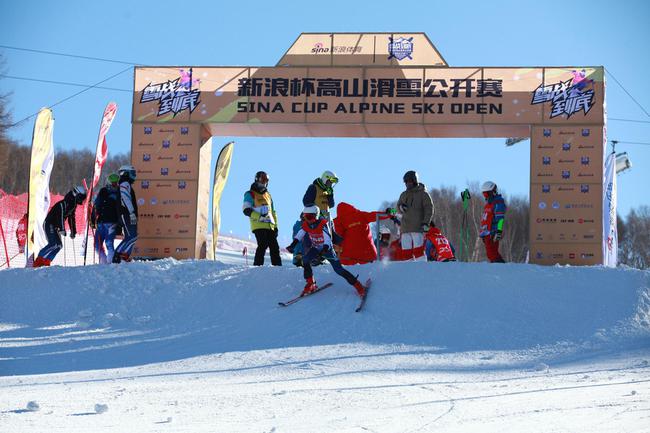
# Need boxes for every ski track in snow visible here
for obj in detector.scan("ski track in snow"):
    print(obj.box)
[0,247,649,432]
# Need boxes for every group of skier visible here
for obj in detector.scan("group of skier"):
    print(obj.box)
[242,169,508,299]
[31,164,139,267]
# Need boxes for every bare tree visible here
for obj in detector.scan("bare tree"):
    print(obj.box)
[619,206,650,269]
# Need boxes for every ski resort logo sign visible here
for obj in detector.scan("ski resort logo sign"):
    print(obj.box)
[388,37,413,60]
[531,70,595,118]
[140,78,200,117]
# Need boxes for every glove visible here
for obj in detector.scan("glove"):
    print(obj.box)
[320,244,330,257]
[286,239,298,254]
[385,207,396,215]
[493,230,503,241]
[59,229,67,237]
[421,224,430,233]
[398,203,408,213]
[129,213,137,225]
[70,231,76,239]
[273,227,278,237]
[391,216,401,226]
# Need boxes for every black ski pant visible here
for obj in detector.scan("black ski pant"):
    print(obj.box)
[302,247,356,285]
[253,228,282,266]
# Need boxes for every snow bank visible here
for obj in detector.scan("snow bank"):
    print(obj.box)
[1,259,648,376]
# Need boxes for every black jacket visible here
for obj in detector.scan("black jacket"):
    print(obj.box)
[45,191,77,235]
[92,185,120,224]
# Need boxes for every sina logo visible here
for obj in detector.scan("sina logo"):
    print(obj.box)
[543,128,552,137]
[538,201,547,210]
[542,156,551,165]
[180,127,189,135]
[311,42,330,54]
[141,180,150,189]
[151,198,157,205]
[581,156,590,165]
[144,127,152,134]
[162,140,171,149]
[178,181,187,190]
[582,128,590,136]
[542,184,551,193]
[179,154,188,162]
[562,142,571,151]
[580,184,590,193]
[388,36,414,60]
[562,170,570,179]
[552,201,560,209]
[161,168,169,176]
[143,153,151,162]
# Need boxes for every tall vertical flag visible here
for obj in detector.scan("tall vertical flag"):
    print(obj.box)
[210,142,234,260]
[26,108,55,261]
[603,151,617,267]
[82,102,118,264]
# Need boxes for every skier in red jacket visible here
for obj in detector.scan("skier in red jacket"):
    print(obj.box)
[333,202,393,265]
[424,223,456,262]
[286,205,367,298]
[16,213,28,253]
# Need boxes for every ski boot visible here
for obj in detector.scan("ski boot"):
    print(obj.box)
[302,276,317,295]
[33,256,51,268]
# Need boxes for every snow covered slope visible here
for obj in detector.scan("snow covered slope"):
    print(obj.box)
[1,260,649,432]
[1,260,648,375]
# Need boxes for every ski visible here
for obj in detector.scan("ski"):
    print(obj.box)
[355,278,372,312]
[278,282,333,307]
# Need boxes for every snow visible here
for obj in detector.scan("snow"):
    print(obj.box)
[1,246,649,432]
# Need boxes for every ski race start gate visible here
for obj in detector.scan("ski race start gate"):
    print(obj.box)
[130,32,609,266]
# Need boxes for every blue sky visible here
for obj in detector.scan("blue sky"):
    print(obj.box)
[1,0,649,243]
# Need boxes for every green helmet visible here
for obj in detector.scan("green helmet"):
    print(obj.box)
[107,173,119,185]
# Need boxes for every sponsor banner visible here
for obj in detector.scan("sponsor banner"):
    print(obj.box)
[133,179,197,238]
[210,142,234,260]
[131,124,200,180]
[133,237,196,260]
[603,152,617,267]
[529,242,602,266]
[27,108,55,259]
[530,126,603,184]
[134,66,604,128]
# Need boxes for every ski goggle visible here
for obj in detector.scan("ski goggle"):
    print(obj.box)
[323,175,338,186]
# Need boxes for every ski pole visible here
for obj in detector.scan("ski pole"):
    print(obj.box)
[72,236,77,266]
[62,234,66,266]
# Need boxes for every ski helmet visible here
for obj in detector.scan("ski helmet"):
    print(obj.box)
[107,173,119,185]
[320,170,339,187]
[403,170,418,184]
[481,181,497,193]
[379,225,391,235]
[254,171,269,187]
[118,164,137,181]
[302,204,320,216]
[72,185,87,204]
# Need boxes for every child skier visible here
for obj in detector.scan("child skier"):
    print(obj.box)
[424,222,457,262]
[479,180,507,263]
[286,205,366,298]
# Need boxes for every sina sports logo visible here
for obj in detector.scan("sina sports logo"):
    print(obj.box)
[543,128,552,137]
[143,153,151,162]
[311,42,330,54]
[144,127,152,134]
[162,140,171,149]
[581,156,590,165]
[531,69,595,118]
[542,184,551,193]
[141,180,150,189]
[562,142,571,151]
[179,154,188,162]
[542,156,551,165]
[161,168,169,176]
[582,128,590,136]
[580,184,590,193]
[388,37,414,60]
[180,127,189,135]
[562,170,571,179]
[178,181,187,190]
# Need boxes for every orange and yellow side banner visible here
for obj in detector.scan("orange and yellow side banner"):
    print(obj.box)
[209,142,234,260]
